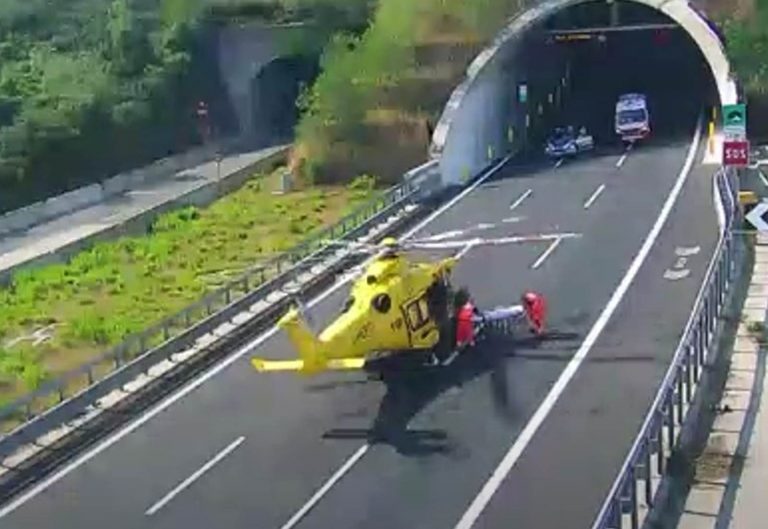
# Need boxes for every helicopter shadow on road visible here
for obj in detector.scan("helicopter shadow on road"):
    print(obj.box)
[322,329,582,458]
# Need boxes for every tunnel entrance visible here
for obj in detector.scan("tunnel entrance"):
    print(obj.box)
[431,0,732,185]
[250,56,320,146]
[521,0,719,150]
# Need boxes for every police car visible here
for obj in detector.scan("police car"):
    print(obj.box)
[545,125,595,158]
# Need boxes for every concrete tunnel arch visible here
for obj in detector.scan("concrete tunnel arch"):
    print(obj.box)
[429,0,738,187]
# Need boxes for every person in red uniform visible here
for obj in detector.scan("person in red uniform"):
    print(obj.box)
[522,291,547,336]
[454,288,481,349]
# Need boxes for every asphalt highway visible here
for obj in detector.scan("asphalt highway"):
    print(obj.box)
[0,109,719,529]
[0,15,723,529]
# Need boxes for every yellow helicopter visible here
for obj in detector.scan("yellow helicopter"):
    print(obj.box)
[250,231,563,377]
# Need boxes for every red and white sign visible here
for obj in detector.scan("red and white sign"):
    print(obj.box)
[723,140,750,167]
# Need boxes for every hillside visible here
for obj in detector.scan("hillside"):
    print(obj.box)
[0,0,764,213]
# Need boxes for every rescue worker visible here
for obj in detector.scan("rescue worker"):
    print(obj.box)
[426,276,452,365]
[522,291,547,336]
[454,288,482,349]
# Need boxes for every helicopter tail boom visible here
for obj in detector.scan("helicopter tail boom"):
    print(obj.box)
[251,357,366,372]
[251,306,368,375]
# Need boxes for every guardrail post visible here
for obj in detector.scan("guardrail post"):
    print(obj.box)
[644,438,653,507]
[666,392,675,444]
[692,341,700,384]
[610,498,621,529]
[629,466,639,529]
[684,350,693,403]
[656,419,665,475]
[676,366,685,423]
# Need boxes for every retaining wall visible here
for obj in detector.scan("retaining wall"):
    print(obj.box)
[0,146,288,285]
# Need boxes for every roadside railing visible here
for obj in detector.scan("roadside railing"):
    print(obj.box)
[0,160,442,461]
[591,166,740,529]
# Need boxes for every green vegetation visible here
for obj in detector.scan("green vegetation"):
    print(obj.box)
[722,0,768,95]
[290,0,524,183]
[0,0,214,212]
[0,0,375,214]
[0,169,378,405]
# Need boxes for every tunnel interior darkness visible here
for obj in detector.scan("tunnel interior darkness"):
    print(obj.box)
[250,56,320,145]
[515,0,719,150]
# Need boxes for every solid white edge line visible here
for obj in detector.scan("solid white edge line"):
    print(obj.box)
[0,154,512,520]
[510,189,532,211]
[531,238,562,270]
[145,436,245,516]
[278,444,370,529]
[713,169,725,231]
[583,184,606,209]
[453,118,703,529]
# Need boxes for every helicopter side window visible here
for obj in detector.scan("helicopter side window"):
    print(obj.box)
[371,293,391,314]
[405,296,430,330]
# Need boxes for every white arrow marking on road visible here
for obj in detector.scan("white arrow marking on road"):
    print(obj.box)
[502,216,525,223]
[746,201,768,232]
[664,269,691,281]
[675,246,701,257]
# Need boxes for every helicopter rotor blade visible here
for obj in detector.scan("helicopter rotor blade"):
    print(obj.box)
[319,239,380,254]
[402,232,582,251]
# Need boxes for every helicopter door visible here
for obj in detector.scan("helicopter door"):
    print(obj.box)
[402,295,438,348]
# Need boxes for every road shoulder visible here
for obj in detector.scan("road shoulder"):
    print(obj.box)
[675,234,768,529]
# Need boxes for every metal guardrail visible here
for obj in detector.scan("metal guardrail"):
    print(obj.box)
[0,160,442,460]
[591,167,740,529]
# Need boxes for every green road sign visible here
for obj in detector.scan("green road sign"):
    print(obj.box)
[518,84,528,104]
[723,103,747,138]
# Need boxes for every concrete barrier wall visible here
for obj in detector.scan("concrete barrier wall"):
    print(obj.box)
[437,54,512,186]
[0,146,288,285]
[0,140,237,238]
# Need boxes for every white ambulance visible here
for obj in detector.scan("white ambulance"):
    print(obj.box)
[615,93,650,143]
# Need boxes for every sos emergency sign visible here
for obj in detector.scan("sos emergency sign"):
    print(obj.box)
[723,140,750,167]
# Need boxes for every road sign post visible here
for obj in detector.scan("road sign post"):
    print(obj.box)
[723,139,750,167]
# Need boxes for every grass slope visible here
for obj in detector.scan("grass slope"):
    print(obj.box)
[0,169,378,406]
